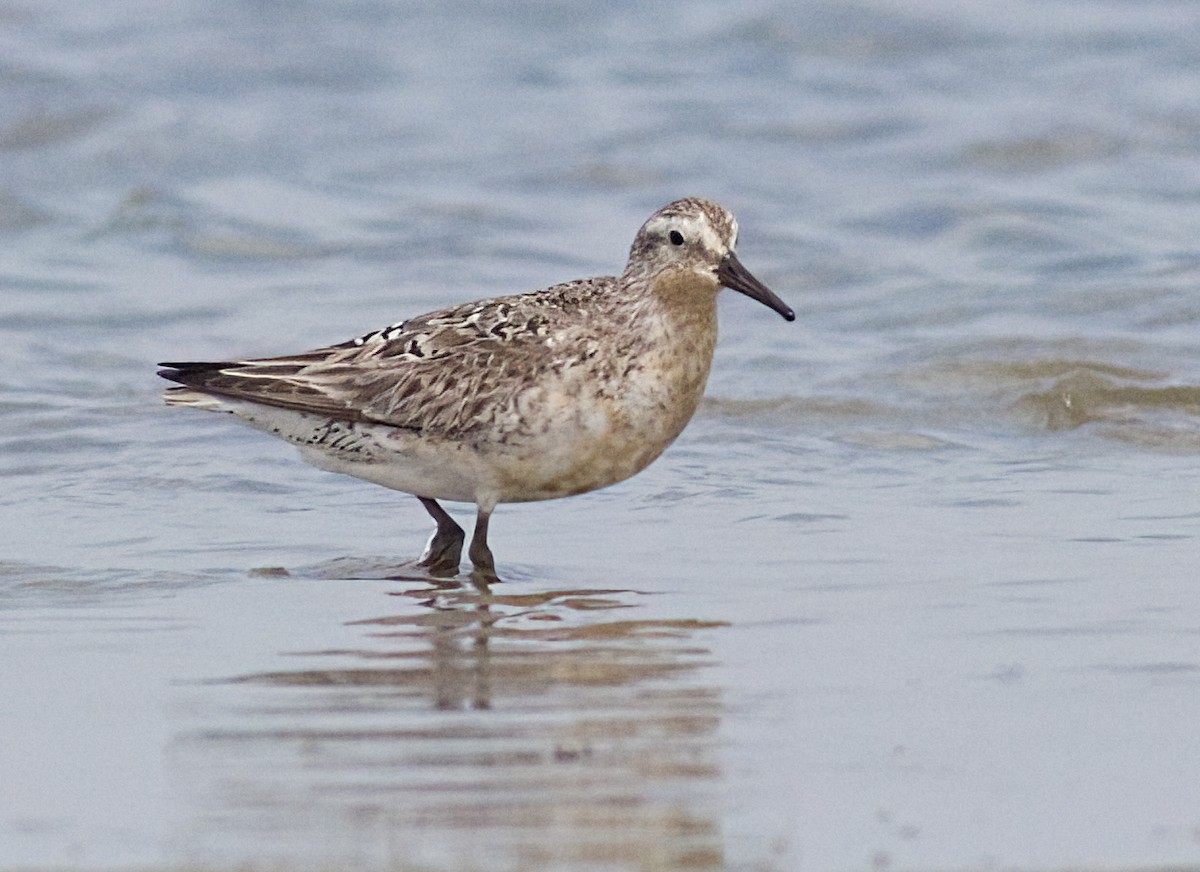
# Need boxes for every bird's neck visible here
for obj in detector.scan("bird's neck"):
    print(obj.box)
[645,269,720,337]
[640,270,720,430]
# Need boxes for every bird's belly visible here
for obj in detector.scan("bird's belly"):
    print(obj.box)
[365,406,682,505]
[476,382,703,503]
[293,421,667,506]
[484,427,668,503]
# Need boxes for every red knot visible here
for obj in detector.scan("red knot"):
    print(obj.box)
[159,197,794,581]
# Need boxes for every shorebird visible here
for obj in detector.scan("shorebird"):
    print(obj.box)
[159,197,794,580]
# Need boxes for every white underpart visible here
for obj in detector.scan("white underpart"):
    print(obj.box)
[165,389,494,505]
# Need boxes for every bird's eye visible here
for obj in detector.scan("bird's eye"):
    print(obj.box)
[668,230,685,246]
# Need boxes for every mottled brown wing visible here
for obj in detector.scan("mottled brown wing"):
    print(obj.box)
[158,278,613,437]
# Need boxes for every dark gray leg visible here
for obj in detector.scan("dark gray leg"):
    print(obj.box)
[468,507,498,580]
[417,497,464,575]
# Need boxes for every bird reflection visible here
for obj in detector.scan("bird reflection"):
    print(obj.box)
[378,573,497,710]
[197,564,729,870]
[346,571,719,714]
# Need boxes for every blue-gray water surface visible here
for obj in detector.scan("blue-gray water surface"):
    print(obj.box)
[3,1,1200,870]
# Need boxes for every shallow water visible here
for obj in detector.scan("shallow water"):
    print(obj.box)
[4,1,1200,870]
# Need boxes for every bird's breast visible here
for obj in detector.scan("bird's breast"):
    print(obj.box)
[481,301,719,502]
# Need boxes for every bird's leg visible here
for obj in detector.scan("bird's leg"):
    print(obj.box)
[416,497,464,576]
[468,506,499,582]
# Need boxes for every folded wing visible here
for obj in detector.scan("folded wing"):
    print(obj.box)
[158,279,613,438]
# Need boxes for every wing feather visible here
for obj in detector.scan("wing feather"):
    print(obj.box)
[158,278,618,437]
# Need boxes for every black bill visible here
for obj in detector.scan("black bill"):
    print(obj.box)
[716,252,795,321]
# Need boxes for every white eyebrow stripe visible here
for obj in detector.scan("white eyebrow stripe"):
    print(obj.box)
[645,213,731,254]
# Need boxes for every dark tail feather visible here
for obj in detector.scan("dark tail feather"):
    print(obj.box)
[157,361,235,387]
